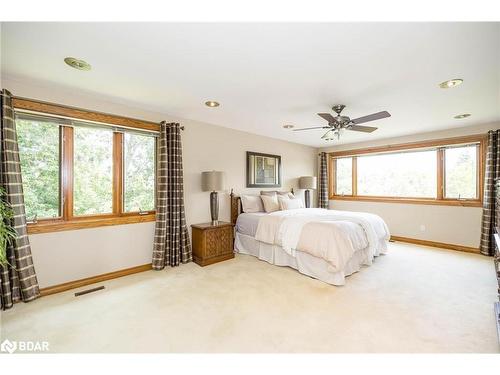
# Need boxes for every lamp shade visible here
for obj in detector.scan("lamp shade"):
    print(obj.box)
[201,171,225,191]
[299,176,317,190]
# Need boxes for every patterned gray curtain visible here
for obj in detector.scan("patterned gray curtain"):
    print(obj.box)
[480,130,500,256]
[0,89,40,310]
[318,152,329,209]
[152,122,191,269]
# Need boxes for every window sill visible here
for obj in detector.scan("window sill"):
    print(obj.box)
[329,195,482,207]
[27,213,156,234]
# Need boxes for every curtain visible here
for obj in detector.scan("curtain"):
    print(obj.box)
[318,152,329,209]
[480,130,500,256]
[0,89,40,310]
[152,122,191,269]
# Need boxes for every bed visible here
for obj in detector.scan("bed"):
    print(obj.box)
[230,191,390,285]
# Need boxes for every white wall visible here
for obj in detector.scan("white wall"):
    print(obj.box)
[320,123,500,248]
[5,77,317,288]
[329,200,482,248]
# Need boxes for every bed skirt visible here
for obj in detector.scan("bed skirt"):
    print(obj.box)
[234,232,380,286]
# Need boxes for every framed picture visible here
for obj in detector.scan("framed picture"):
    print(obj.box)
[246,151,282,188]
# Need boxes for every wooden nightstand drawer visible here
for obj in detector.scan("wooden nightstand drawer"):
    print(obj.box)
[191,222,234,266]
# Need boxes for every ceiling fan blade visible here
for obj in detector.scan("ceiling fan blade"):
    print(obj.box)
[348,125,378,133]
[351,111,391,125]
[292,126,330,131]
[317,113,337,123]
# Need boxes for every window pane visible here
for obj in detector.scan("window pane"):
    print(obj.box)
[335,157,352,195]
[16,119,60,219]
[357,150,437,198]
[124,133,155,212]
[444,145,477,199]
[73,127,113,215]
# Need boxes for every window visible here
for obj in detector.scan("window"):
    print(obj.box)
[329,136,484,206]
[73,126,114,215]
[123,133,155,212]
[444,145,477,199]
[17,118,61,220]
[357,150,437,198]
[335,157,352,195]
[13,99,157,234]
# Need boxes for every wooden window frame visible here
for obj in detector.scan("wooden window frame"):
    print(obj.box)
[328,134,486,207]
[13,97,159,234]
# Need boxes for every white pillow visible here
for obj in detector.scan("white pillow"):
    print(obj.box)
[261,194,280,213]
[278,191,295,199]
[281,198,304,210]
[260,190,277,196]
[241,195,264,213]
[277,195,290,210]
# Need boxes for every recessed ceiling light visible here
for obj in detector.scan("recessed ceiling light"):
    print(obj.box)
[454,113,471,119]
[283,124,294,129]
[439,79,463,89]
[64,57,91,71]
[205,101,220,108]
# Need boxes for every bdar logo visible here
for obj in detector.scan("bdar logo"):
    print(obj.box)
[1,339,17,354]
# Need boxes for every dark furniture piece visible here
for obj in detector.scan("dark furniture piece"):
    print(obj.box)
[191,222,234,266]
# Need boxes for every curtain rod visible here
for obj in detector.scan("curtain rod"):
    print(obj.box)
[161,122,185,131]
[14,108,162,135]
[16,108,186,132]
[10,95,186,132]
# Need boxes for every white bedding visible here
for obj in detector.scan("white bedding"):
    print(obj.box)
[252,208,389,271]
[235,232,370,285]
[236,212,268,237]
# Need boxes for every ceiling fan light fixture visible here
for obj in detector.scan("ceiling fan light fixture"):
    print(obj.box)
[324,134,338,141]
[321,130,334,139]
[439,79,463,89]
[205,100,220,108]
[64,57,91,71]
[454,113,471,119]
[322,129,341,141]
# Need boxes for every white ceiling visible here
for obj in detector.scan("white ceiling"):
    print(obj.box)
[1,22,499,147]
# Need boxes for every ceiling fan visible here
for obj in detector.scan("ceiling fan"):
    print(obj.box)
[293,104,391,140]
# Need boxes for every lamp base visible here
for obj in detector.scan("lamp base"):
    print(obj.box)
[304,189,311,208]
[210,191,219,226]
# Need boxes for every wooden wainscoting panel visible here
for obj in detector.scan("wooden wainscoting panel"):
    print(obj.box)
[40,263,153,296]
[390,235,479,254]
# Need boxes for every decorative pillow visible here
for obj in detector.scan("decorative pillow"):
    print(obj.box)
[278,191,295,199]
[241,195,264,213]
[277,195,290,210]
[261,190,295,199]
[261,194,280,213]
[281,198,304,210]
[260,190,278,196]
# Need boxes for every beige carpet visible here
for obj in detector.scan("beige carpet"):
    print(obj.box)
[1,242,498,353]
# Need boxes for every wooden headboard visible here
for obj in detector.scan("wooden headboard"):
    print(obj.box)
[229,188,295,226]
[230,189,242,226]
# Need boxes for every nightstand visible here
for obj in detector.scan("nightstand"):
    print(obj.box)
[191,222,234,266]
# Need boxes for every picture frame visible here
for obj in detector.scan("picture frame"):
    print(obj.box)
[246,151,282,188]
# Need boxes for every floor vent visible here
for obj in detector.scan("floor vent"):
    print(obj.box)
[74,286,105,297]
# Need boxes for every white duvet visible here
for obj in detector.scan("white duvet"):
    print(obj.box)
[254,208,390,271]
